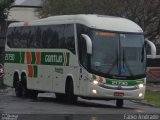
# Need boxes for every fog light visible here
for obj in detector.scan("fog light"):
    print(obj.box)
[139,93,143,97]
[92,89,97,94]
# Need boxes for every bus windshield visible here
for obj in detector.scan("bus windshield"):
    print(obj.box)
[90,30,145,79]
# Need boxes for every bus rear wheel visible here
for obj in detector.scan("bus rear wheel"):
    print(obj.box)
[21,76,28,98]
[15,80,22,97]
[28,90,38,99]
[21,76,38,99]
[116,99,124,108]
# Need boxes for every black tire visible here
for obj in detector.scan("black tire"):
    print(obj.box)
[21,76,29,98]
[15,81,22,97]
[55,93,65,102]
[116,99,124,108]
[65,80,77,103]
[28,90,38,99]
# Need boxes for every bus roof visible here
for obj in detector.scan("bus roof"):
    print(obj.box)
[8,14,143,33]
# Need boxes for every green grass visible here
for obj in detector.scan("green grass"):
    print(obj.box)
[145,91,160,107]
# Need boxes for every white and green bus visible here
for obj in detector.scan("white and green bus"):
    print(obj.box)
[4,14,156,107]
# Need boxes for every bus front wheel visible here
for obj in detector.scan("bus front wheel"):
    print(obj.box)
[65,79,77,103]
[28,90,38,99]
[21,76,28,98]
[55,93,65,102]
[116,99,124,108]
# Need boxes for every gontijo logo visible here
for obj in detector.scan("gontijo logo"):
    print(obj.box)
[41,52,70,66]
[44,52,69,66]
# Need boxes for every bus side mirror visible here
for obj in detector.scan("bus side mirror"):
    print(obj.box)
[81,34,92,54]
[145,39,156,59]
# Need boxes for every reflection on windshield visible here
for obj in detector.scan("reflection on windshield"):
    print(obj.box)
[91,31,119,76]
[120,34,145,77]
[90,30,145,79]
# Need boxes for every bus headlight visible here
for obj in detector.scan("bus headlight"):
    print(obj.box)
[138,83,144,88]
[92,79,104,85]
[93,80,99,85]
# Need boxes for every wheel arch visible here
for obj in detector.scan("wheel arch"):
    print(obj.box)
[21,71,27,85]
[65,74,76,94]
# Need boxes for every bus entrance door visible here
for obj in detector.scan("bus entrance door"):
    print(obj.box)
[79,67,88,96]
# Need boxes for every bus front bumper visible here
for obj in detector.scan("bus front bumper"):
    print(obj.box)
[87,83,146,100]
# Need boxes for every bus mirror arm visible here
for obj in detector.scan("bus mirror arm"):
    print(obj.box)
[145,39,156,59]
[81,34,92,54]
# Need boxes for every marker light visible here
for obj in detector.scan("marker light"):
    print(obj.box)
[138,84,144,88]
[92,89,97,94]
[139,93,143,97]
[93,80,98,85]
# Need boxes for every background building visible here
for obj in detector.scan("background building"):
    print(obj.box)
[7,0,42,22]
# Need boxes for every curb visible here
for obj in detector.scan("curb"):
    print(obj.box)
[131,100,159,108]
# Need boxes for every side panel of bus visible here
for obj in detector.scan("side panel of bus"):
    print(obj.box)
[147,57,160,82]
[4,24,82,96]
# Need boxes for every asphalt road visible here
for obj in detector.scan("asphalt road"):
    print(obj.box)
[0,88,160,120]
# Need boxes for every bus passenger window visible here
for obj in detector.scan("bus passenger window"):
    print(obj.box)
[57,25,65,48]
[46,27,54,48]
[64,24,75,54]
[35,27,42,48]
[42,27,48,48]
[7,28,14,48]
[52,31,59,48]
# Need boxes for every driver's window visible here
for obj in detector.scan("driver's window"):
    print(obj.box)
[79,37,87,68]
[77,24,88,68]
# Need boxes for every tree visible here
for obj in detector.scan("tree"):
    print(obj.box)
[0,0,14,36]
[118,0,160,53]
[0,0,14,20]
[119,0,160,41]
[37,0,82,18]
[37,0,121,17]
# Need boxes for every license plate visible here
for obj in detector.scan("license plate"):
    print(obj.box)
[114,92,124,97]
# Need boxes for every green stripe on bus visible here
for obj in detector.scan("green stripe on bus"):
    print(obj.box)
[66,53,70,66]
[105,78,144,86]
[33,65,38,77]
[20,52,25,63]
[5,51,70,66]
[5,51,25,63]
[31,52,36,64]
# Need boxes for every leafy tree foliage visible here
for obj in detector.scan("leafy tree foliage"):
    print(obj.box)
[38,0,160,43]
[0,0,14,20]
